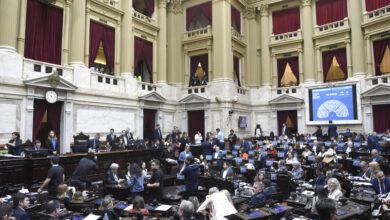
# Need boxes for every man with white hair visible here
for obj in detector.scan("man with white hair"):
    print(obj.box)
[106,163,124,184]
[249,182,267,209]
[178,200,195,220]
[371,149,385,165]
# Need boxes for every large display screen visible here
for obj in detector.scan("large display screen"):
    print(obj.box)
[309,85,357,122]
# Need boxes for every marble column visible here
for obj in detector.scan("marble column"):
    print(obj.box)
[0,0,20,50]
[212,0,233,80]
[157,0,168,83]
[25,88,35,141]
[365,35,373,75]
[61,92,73,153]
[298,49,303,83]
[207,47,212,81]
[62,0,71,65]
[349,0,366,76]
[244,6,258,86]
[345,39,352,77]
[315,46,322,82]
[69,0,86,66]
[301,0,315,83]
[120,0,133,76]
[272,54,277,86]
[260,4,271,86]
[17,0,27,55]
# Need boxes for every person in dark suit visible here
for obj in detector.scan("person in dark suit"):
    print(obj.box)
[368,132,382,152]
[45,130,59,155]
[281,123,289,136]
[85,133,101,152]
[119,130,128,147]
[359,161,371,178]
[5,132,22,156]
[161,144,176,174]
[371,149,385,165]
[154,124,162,142]
[106,129,116,148]
[312,126,322,138]
[106,163,125,185]
[125,128,134,141]
[343,128,352,139]
[70,152,98,191]
[241,139,251,153]
[29,140,42,151]
[201,137,213,156]
[40,200,60,220]
[213,146,224,170]
[13,193,31,220]
[263,179,277,198]
[370,171,390,195]
[220,161,233,179]
[327,120,338,139]
[313,167,326,188]
[189,73,200,86]
[249,182,267,209]
[228,129,237,151]
[0,203,13,220]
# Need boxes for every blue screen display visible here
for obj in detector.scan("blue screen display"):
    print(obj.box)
[311,85,355,121]
[247,212,264,217]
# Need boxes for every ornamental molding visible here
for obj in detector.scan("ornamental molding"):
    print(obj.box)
[301,0,312,7]
[168,0,183,14]
[259,4,269,17]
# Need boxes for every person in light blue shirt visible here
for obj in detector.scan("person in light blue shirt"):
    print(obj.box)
[179,145,193,168]
[127,163,144,198]
[216,128,224,148]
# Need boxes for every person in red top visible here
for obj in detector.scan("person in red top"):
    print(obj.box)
[128,196,150,215]
[238,148,248,160]
[268,145,278,159]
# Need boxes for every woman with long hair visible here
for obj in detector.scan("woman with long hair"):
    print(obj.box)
[128,163,145,198]
[327,178,343,201]
[5,132,22,156]
[46,130,59,155]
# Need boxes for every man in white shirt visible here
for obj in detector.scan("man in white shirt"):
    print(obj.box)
[216,128,224,148]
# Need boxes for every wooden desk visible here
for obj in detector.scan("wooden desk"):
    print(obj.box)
[0,148,163,187]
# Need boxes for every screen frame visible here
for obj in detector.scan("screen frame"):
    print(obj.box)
[305,82,362,125]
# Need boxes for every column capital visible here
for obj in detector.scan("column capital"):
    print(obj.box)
[66,0,72,7]
[315,45,321,50]
[301,0,312,7]
[297,49,303,53]
[244,6,257,20]
[168,0,183,14]
[259,4,269,17]
[344,39,351,44]
[159,0,168,8]
[364,35,370,40]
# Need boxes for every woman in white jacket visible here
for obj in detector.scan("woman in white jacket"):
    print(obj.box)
[327,178,343,201]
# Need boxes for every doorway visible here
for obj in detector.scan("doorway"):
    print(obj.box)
[187,110,205,143]
[143,109,156,141]
[277,110,297,135]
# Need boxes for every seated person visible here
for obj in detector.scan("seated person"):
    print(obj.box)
[302,146,312,158]
[57,184,74,207]
[315,198,337,220]
[13,193,31,220]
[220,161,233,179]
[39,200,60,220]
[29,140,42,151]
[312,167,326,189]
[289,161,304,181]
[327,178,343,201]
[249,182,267,209]
[0,203,13,220]
[128,196,149,215]
[285,152,295,165]
[364,162,380,181]
[367,132,382,152]
[263,179,277,198]
[254,172,265,183]
[178,200,195,220]
[95,195,117,220]
[311,187,329,215]
[343,128,352,139]
[238,148,248,160]
[370,170,390,195]
[276,160,289,175]
[371,149,385,165]
[85,133,101,152]
[358,161,371,179]
[106,163,125,185]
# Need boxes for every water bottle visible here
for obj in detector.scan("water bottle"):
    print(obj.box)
[103,213,109,220]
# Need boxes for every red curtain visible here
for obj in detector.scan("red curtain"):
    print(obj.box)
[231,6,241,33]
[190,54,208,85]
[143,109,156,141]
[134,37,153,83]
[373,38,390,76]
[145,0,155,17]
[233,56,241,87]
[188,110,205,143]
[186,2,212,31]
[277,110,297,135]
[47,102,63,146]
[33,100,47,141]
[277,57,299,87]
[322,48,347,82]
[316,0,348,25]
[89,21,115,71]
[373,104,390,133]
[365,0,390,12]
[272,7,300,35]
[25,0,63,65]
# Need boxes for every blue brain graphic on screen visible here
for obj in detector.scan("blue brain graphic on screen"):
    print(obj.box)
[311,86,355,121]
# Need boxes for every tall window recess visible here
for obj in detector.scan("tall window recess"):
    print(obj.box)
[134,37,153,83]
[133,0,155,17]
[272,7,300,35]
[322,48,347,82]
[315,0,348,26]
[25,0,63,64]
[186,2,212,31]
[373,38,390,76]
[365,0,390,12]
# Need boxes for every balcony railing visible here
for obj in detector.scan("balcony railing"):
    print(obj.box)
[23,58,74,83]
[272,86,301,96]
[90,71,125,93]
[183,26,212,41]
[185,85,208,95]
[236,86,248,96]
[232,28,244,43]
[365,74,390,90]
[363,5,390,24]
[270,30,302,45]
[314,18,350,36]
[97,0,120,9]
[133,9,157,26]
